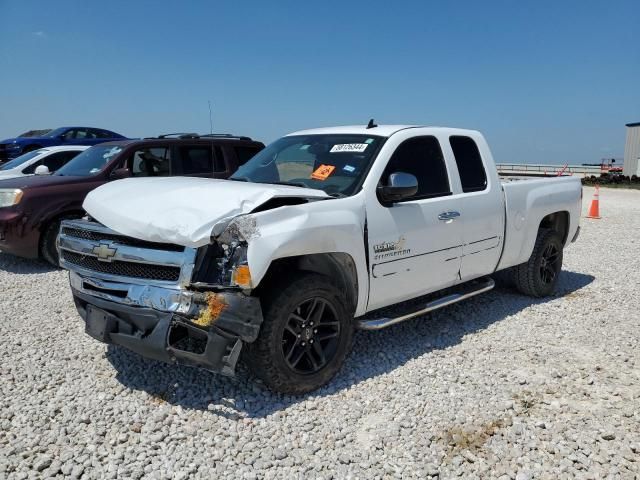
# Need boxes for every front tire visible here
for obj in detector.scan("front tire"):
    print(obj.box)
[513,228,563,297]
[245,273,354,395]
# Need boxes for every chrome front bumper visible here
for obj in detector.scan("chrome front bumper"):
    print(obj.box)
[69,270,192,313]
[70,271,263,375]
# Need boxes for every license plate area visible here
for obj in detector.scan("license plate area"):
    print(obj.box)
[85,305,116,343]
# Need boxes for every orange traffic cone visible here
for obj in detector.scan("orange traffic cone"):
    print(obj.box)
[586,185,601,219]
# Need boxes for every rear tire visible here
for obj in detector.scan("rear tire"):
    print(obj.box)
[245,273,354,395]
[513,228,563,297]
[40,215,81,267]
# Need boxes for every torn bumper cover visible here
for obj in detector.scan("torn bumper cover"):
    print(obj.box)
[70,273,263,376]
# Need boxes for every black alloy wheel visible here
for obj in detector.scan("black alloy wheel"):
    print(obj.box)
[539,243,561,285]
[282,297,341,375]
[245,273,354,394]
[512,228,564,297]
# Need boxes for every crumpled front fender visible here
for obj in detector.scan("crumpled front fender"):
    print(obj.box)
[220,195,369,316]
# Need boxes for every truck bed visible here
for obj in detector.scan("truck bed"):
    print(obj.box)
[497,175,582,271]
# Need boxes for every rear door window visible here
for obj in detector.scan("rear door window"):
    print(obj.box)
[178,146,214,175]
[449,136,487,193]
[129,147,171,177]
[381,136,451,201]
[91,128,109,139]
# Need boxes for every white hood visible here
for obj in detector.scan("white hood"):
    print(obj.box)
[83,177,330,247]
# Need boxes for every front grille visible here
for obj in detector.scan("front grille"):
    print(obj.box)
[62,227,184,252]
[62,251,181,282]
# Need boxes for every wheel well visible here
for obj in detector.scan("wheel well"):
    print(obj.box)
[40,210,85,233]
[256,253,359,315]
[38,211,85,256]
[539,211,569,245]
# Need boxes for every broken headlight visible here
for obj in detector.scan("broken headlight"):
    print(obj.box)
[191,240,251,288]
[191,216,256,289]
[222,240,252,288]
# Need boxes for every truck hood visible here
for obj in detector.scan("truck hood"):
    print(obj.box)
[83,177,331,247]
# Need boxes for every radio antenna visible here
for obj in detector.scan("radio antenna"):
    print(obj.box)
[208,100,213,134]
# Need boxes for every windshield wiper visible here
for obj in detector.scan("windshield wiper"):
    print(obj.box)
[270,181,308,188]
[229,176,251,182]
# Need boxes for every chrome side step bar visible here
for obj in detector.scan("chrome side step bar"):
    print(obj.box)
[357,277,495,331]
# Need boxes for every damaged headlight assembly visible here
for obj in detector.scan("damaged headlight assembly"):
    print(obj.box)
[192,216,256,290]
[220,239,252,289]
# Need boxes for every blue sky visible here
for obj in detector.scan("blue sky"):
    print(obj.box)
[1,0,638,165]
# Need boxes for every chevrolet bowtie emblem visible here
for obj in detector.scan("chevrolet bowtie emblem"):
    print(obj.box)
[92,243,117,262]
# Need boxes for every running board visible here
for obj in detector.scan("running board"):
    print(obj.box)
[357,277,495,331]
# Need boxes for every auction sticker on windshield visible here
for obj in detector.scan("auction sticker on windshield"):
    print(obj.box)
[330,143,368,153]
[311,164,336,180]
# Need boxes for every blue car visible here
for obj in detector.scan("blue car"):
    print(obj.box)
[0,127,127,162]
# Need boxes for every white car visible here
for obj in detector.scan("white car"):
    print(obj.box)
[59,124,582,394]
[0,145,89,180]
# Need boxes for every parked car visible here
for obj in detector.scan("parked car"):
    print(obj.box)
[0,127,126,162]
[0,146,89,180]
[58,123,583,394]
[0,133,264,265]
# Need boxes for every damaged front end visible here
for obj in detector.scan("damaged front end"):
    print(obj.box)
[60,217,263,376]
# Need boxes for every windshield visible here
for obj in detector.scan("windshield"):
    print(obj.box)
[231,134,384,196]
[0,150,43,170]
[41,128,68,138]
[18,129,52,138]
[55,145,123,176]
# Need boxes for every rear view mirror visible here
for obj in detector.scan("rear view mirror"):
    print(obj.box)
[110,167,131,180]
[34,165,50,175]
[377,172,418,204]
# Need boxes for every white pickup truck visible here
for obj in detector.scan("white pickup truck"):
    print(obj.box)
[59,124,582,393]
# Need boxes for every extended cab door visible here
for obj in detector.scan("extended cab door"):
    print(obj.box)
[365,134,464,311]
[444,134,504,281]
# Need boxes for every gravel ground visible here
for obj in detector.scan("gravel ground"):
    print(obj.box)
[1,186,638,479]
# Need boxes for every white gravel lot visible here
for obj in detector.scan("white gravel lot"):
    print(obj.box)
[1,186,638,479]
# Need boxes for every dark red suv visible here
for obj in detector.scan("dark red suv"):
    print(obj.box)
[0,134,264,265]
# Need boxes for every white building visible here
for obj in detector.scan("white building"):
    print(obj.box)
[623,122,640,176]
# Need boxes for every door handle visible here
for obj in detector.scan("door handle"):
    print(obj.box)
[438,211,461,221]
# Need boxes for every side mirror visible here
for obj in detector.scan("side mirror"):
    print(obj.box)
[377,172,418,204]
[34,165,51,175]
[110,167,131,180]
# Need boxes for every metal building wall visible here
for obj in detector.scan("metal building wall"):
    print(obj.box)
[623,123,640,176]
